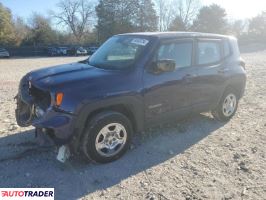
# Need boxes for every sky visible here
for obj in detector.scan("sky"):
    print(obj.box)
[1,0,265,20]
[203,0,266,20]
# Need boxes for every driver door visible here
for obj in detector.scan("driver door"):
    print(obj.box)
[143,39,198,125]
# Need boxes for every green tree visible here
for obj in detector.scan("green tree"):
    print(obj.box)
[136,0,158,32]
[0,3,16,46]
[96,0,139,42]
[25,14,57,46]
[192,4,227,34]
[248,12,266,40]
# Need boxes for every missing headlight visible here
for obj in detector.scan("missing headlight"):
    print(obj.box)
[35,106,45,118]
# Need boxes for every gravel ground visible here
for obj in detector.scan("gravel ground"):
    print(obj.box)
[0,53,265,200]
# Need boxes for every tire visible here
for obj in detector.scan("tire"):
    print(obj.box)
[82,111,132,163]
[212,87,239,122]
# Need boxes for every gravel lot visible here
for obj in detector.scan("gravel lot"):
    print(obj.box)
[0,53,265,200]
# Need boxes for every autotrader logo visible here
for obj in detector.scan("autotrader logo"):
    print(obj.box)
[0,188,54,200]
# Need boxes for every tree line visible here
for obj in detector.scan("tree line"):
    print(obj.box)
[0,0,265,47]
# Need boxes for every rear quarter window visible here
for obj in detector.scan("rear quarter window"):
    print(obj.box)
[223,40,232,58]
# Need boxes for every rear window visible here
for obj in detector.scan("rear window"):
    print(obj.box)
[197,41,221,65]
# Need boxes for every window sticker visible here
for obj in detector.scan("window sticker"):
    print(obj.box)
[131,38,149,46]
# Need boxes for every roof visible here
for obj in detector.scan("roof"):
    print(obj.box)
[118,32,231,39]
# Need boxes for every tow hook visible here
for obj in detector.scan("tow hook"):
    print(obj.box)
[56,145,70,163]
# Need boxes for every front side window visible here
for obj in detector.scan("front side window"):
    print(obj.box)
[89,36,149,69]
[156,41,193,69]
[197,41,221,65]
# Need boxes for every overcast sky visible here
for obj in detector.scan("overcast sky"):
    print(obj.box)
[1,0,265,20]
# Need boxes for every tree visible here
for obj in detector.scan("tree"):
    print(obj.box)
[25,14,57,46]
[169,16,186,31]
[135,0,158,32]
[228,19,247,38]
[248,12,266,39]
[13,17,30,46]
[96,0,138,42]
[155,0,200,31]
[0,3,16,46]
[53,0,95,43]
[155,0,176,31]
[192,4,227,34]
[176,0,201,30]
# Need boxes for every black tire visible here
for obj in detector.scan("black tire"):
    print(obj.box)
[212,87,239,122]
[82,111,132,163]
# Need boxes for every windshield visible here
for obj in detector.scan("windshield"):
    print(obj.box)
[88,36,150,69]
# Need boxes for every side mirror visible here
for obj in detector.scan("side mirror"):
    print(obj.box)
[152,59,176,74]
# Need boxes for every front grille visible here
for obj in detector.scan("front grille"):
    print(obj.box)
[18,75,51,111]
[30,85,51,111]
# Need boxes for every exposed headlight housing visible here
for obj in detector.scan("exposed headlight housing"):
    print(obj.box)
[35,106,45,118]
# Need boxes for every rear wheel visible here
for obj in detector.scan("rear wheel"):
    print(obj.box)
[82,111,132,163]
[212,87,239,122]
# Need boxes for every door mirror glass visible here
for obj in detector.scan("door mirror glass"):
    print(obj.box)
[152,59,176,73]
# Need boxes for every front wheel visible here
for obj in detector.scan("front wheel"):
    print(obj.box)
[212,87,239,122]
[82,111,132,163]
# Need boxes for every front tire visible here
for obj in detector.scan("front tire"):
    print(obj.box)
[82,111,132,163]
[212,87,239,122]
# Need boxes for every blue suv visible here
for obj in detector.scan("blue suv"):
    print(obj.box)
[16,32,246,163]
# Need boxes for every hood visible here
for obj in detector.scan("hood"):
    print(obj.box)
[27,62,115,90]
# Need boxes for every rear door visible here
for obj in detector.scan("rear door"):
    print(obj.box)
[191,38,227,112]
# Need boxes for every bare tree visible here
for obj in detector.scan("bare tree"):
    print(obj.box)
[155,0,200,31]
[52,0,95,42]
[13,17,30,46]
[155,0,176,31]
[177,0,201,30]
[228,19,248,37]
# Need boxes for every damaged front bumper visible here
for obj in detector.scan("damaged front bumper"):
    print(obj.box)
[33,108,76,145]
[15,75,76,146]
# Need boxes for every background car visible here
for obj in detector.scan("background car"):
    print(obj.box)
[87,46,98,55]
[0,48,10,58]
[47,47,58,56]
[67,47,87,56]
[57,47,68,56]
[48,47,68,56]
